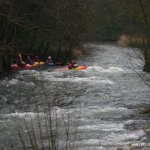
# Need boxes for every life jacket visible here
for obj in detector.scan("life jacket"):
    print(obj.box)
[17,60,25,67]
[47,59,52,64]
[68,63,75,69]
[26,58,34,65]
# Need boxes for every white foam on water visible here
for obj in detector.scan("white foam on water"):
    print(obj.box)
[7,78,36,87]
[42,73,114,85]
[8,79,19,85]
[92,79,113,85]
[75,130,145,146]
[108,130,145,142]
[19,70,38,75]
[0,121,5,123]
[51,106,66,117]
[2,106,65,119]
[71,77,113,84]
[74,147,104,150]
[78,123,124,132]
[124,120,134,125]
[65,106,132,123]
[88,66,125,73]
[75,139,100,145]
[108,67,125,72]
[15,69,114,86]
[24,82,36,87]
[80,106,130,116]
[2,112,45,119]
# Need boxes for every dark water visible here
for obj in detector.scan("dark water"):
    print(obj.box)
[0,43,150,150]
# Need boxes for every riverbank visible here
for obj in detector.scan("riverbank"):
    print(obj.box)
[118,34,150,72]
[0,71,12,80]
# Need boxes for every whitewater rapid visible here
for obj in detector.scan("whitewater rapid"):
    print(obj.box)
[0,43,150,150]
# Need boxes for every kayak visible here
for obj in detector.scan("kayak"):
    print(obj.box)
[54,62,63,65]
[32,61,45,67]
[63,65,88,71]
[11,64,33,69]
[74,66,88,70]
[47,62,55,66]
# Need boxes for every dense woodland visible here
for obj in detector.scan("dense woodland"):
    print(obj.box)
[0,0,150,73]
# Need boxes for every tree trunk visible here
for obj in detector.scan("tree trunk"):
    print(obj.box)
[2,54,11,72]
[143,49,150,72]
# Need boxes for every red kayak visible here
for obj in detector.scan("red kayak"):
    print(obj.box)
[11,64,33,69]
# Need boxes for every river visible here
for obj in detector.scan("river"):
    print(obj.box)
[0,43,150,150]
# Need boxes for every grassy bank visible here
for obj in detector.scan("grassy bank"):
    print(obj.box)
[118,35,147,48]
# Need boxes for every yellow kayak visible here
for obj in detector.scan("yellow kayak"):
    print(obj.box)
[32,61,45,67]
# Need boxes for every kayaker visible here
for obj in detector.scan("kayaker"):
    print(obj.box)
[47,56,53,64]
[16,56,26,67]
[34,56,40,62]
[26,55,34,65]
[68,60,77,69]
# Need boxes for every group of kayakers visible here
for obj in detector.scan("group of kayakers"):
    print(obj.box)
[16,55,53,67]
[15,54,77,69]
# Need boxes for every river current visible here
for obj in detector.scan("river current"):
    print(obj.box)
[0,43,150,150]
